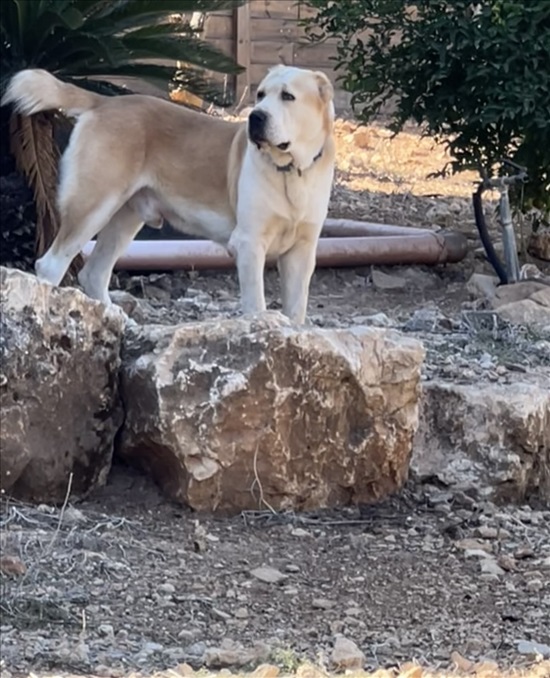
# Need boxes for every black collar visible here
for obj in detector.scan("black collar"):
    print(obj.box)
[275,148,324,177]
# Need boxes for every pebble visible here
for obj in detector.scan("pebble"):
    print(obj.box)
[475,526,500,539]
[285,564,300,573]
[311,597,335,610]
[186,642,207,658]
[526,578,543,592]
[97,623,114,637]
[497,555,517,572]
[250,567,287,584]
[456,539,493,553]
[142,642,164,655]
[158,583,176,595]
[233,607,249,619]
[480,559,505,576]
[290,528,309,538]
[516,640,550,658]
[331,635,365,671]
[0,555,26,577]
[465,549,493,559]
[212,608,232,621]
[345,607,363,617]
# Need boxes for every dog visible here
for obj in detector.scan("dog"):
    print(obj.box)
[1,65,336,324]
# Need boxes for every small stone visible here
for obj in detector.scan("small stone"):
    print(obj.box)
[212,608,232,621]
[345,607,362,617]
[233,607,249,619]
[515,546,535,559]
[480,559,505,576]
[497,555,517,572]
[285,564,300,573]
[98,623,114,637]
[63,506,87,525]
[516,640,550,658]
[526,578,543,592]
[466,273,499,301]
[456,539,493,553]
[465,549,493,559]
[186,642,207,658]
[250,566,287,584]
[311,598,335,610]
[142,642,164,654]
[252,665,280,678]
[475,525,499,539]
[0,555,26,577]
[331,635,365,671]
[451,650,474,672]
[290,528,309,538]
[372,269,407,290]
[159,583,176,595]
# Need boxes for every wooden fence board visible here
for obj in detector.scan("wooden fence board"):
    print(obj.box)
[249,0,300,20]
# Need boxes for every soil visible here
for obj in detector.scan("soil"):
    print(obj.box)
[1,120,549,678]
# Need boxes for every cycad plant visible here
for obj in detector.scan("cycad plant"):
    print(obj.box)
[0,0,244,267]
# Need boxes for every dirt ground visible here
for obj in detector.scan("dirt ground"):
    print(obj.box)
[1,120,549,678]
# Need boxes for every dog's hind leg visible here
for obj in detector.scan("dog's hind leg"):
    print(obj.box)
[35,118,142,290]
[35,191,127,288]
[77,204,143,304]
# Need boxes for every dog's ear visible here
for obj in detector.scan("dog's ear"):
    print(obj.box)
[315,71,334,103]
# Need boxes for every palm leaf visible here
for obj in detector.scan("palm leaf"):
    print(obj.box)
[9,112,59,258]
[121,35,243,74]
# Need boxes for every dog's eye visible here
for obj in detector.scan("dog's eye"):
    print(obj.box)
[281,91,295,102]
[257,90,265,101]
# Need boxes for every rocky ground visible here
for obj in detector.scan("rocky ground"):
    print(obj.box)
[1,120,549,678]
[1,475,550,677]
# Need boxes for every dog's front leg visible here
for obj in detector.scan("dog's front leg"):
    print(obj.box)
[228,230,267,315]
[278,238,317,324]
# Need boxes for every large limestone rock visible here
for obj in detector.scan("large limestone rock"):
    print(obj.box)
[0,267,124,502]
[119,313,424,513]
[413,381,550,503]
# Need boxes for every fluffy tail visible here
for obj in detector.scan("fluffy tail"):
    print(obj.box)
[1,69,104,117]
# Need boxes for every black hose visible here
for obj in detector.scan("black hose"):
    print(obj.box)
[472,184,508,284]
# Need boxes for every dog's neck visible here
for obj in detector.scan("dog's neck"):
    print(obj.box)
[253,141,326,178]
[274,147,324,177]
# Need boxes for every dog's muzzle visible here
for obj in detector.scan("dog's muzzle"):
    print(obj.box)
[248,109,268,145]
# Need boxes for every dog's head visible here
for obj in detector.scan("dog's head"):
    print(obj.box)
[248,65,334,170]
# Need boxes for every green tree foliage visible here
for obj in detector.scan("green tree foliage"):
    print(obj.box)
[303,0,550,216]
[0,0,244,260]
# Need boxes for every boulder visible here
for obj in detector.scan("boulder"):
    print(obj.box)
[119,312,424,513]
[0,267,124,502]
[412,381,550,503]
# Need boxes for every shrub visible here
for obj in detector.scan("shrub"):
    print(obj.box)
[303,0,550,217]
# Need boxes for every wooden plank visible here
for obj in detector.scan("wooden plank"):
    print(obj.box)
[249,17,305,41]
[208,38,235,58]
[250,40,294,65]
[249,63,336,87]
[202,14,233,40]
[297,2,319,20]
[293,41,338,68]
[249,0,299,20]
[235,3,251,104]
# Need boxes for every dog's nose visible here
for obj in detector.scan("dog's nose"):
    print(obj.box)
[248,109,268,141]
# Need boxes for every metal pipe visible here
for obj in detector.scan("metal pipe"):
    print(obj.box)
[82,232,467,271]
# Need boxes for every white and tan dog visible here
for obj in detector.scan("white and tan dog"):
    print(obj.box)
[2,65,335,324]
